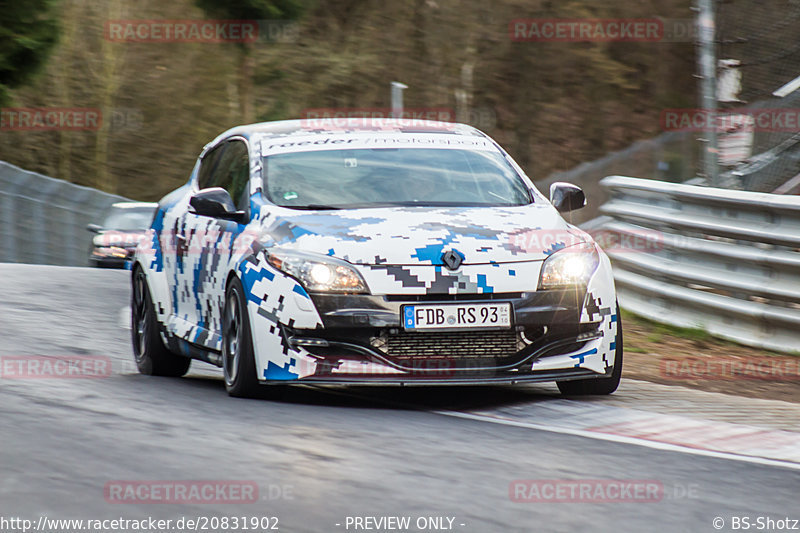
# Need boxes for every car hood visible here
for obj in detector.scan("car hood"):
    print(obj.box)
[257,205,592,266]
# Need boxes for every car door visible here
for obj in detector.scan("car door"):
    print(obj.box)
[169,143,226,333]
[181,138,252,348]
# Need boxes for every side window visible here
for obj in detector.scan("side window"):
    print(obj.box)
[213,140,250,211]
[197,145,225,190]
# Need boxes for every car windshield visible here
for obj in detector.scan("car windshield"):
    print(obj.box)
[102,207,155,231]
[263,148,532,208]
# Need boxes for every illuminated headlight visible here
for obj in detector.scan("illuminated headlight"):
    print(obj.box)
[267,250,369,294]
[92,246,128,258]
[538,242,599,289]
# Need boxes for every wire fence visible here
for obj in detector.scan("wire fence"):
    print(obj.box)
[531,2,800,203]
[536,130,697,225]
[712,0,800,193]
[0,161,129,266]
[717,90,800,193]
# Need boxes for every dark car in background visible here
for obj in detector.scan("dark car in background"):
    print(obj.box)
[87,202,157,268]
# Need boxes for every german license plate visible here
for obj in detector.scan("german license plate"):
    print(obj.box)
[402,302,513,330]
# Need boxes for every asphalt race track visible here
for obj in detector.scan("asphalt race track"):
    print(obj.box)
[0,263,798,533]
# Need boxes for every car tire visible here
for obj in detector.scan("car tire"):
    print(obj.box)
[222,277,261,398]
[557,302,623,396]
[131,267,191,377]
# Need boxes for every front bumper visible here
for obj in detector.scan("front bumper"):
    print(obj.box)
[274,367,608,386]
[90,246,135,269]
[277,288,608,383]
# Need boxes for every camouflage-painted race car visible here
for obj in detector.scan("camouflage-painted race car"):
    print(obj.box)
[131,118,621,397]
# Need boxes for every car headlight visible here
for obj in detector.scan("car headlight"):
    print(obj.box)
[538,241,599,290]
[92,246,129,258]
[266,249,369,294]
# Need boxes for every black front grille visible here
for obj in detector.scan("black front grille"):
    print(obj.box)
[377,330,520,361]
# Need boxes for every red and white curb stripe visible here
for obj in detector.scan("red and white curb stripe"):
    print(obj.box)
[438,398,800,470]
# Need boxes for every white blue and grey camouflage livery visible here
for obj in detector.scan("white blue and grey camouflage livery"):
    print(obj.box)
[131,118,621,397]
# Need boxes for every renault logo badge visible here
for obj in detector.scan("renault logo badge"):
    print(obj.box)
[441,250,464,270]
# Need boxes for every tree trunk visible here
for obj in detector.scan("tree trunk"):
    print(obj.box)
[239,44,255,124]
[93,0,126,193]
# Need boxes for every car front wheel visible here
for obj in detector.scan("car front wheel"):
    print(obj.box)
[222,277,261,398]
[557,303,623,396]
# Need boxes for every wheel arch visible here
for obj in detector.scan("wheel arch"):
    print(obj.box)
[225,269,241,294]
[132,257,172,325]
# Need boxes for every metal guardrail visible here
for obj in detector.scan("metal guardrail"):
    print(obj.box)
[0,161,129,266]
[594,175,800,354]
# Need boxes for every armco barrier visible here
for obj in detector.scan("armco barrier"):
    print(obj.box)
[594,175,800,353]
[0,161,130,266]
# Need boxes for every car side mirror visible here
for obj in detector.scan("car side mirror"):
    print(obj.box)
[189,188,247,223]
[550,182,586,213]
[86,223,102,233]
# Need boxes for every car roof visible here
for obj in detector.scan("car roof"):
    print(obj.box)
[201,118,489,155]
